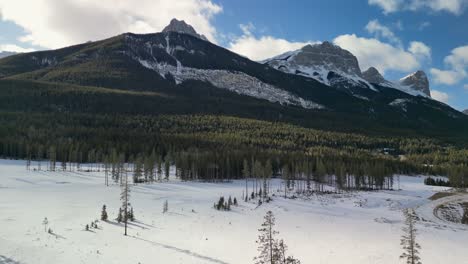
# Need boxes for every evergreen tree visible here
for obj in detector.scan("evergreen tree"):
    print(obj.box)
[164,158,170,181]
[120,168,131,235]
[117,208,123,223]
[129,207,135,221]
[163,200,169,213]
[254,211,279,264]
[242,159,250,201]
[400,209,422,264]
[101,205,108,221]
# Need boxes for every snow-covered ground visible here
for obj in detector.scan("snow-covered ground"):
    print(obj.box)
[0,159,467,264]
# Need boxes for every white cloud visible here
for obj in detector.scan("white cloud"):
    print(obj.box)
[408,41,431,60]
[333,34,421,74]
[431,89,450,103]
[368,0,402,14]
[369,0,467,15]
[431,45,468,85]
[365,19,401,46]
[0,44,35,53]
[228,24,313,61]
[418,21,431,30]
[430,68,465,85]
[444,45,468,70]
[0,0,222,49]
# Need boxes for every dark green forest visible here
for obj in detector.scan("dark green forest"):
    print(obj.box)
[1,78,467,190]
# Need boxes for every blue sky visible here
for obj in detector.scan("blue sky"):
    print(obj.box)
[0,0,467,110]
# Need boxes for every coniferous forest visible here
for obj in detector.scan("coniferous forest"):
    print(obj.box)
[1,78,466,191]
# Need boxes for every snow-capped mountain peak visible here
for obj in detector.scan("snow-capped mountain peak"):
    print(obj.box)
[264,42,376,91]
[162,18,208,41]
[398,70,431,97]
[362,67,386,84]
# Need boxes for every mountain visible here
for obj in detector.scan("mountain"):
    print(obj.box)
[0,19,467,141]
[264,42,376,92]
[362,67,386,84]
[264,43,432,98]
[463,109,468,115]
[398,71,431,97]
[162,18,208,41]
[0,51,16,59]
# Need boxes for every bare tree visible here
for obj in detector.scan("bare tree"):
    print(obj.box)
[400,209,422,264]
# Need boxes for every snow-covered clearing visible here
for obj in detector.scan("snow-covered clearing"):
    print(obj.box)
[0,160,467,264]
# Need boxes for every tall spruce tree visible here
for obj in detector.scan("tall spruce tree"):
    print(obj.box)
[120,166,131,236]
[254,211,279,264]
[400,209,422,264]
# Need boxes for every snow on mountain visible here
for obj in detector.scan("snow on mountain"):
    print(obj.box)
[124,33,324,110]
[398,70,431,97]
[389,98,411,112]
[264,42,377,91]
[162,18,208,41]
[362,67,386,84]
[463,109,468,115]
[362,67,431,98]
[264,43,435,99]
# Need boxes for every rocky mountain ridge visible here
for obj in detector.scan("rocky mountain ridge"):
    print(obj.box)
[264,43,431,97]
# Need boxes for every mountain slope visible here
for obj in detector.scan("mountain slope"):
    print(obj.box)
[0,21,467,141]
[0,51,16,59]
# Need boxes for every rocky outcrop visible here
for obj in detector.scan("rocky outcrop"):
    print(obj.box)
[398,71,431,97]
[264,42,373,90]
[162,18,208,41]
[362,67,386,84]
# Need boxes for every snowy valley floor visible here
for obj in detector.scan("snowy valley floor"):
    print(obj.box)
[0,160,467,264]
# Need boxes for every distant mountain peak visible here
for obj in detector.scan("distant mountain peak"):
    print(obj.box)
[264,42,373,91]
[0,51,17,59]
[162,18,208,41]
[399,70,431,97]
[362,67,386,84]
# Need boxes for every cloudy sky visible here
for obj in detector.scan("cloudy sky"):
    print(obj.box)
[0,0,467,110]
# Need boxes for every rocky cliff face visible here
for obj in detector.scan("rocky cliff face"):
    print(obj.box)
[264,42,374,90]
[265,43,433,98]
[398,71,431,97]
[162,18,208,41]
[362,67,386,84]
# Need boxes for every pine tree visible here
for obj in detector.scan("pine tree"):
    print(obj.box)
[101,205,108,221]
[117,208,123,223]
[164,158,170,181]
[254,211,279,264]
[129,207,135,221]
[400,209,422,264]
[242,159,250,201]
[120,168,131,235]
[216,196,225,210]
